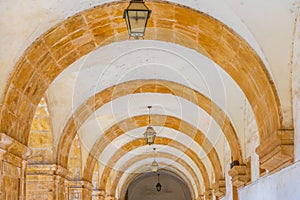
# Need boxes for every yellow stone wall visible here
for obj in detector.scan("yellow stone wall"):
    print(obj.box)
[28,97,54,164]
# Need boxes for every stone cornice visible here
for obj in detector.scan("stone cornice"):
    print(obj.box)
[0,132,31,159]
[26,164,57,175]
[256,129,294,174]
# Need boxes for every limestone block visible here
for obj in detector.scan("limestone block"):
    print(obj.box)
[105,196,116,200]
[228,165,248,189]
[92,189,105,200]
[256,130,294,174]
[0,132,31,159]
[197,195,205,200]
[0,133,30,200]
[213,179,226,198]
[204,189,213,200]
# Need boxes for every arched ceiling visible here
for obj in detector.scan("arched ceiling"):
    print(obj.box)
[0,0,297,128]
[0,0,298,199]
[120,167,193,200]
[118,166,195,199]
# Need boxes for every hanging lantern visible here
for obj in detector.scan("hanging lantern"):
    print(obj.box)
[156,173,162,192]
[151,160,159,173]
[144,126,156,145]
[144,106,156,145]
[123,0,151,39]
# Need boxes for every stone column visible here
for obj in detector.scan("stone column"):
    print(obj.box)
[69,180,93,200]
[54,165,69,200]
[0,132,31,200]
[26,164,70,200]
[256,130,294,174]
[26,164,57,199]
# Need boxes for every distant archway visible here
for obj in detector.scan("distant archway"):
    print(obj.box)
[125,171,192,200]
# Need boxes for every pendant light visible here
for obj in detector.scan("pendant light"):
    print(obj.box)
[143,106,156,145]
[156,173,162,192]
[151,148,159,173]
[123,0,151,39]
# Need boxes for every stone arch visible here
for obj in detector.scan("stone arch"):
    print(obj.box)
[107,152,208,197]
[0,1,281,147]
[98,138,207,195]
[82,115,223,184]
[57,80,242,170]
[118,164,198,200]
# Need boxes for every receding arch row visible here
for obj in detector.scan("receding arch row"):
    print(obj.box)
[105,152,203,196]
[57,80,242,170]
[82,115,222,184]
[0,1,281,152]
[95,137,208,193]
[118,164,197,200]
[106,152,204,198]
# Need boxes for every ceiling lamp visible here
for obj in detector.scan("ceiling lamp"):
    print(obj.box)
[123,0,151,39]
[151,148,159,173]
[144,106,156,145]
[152,160,159,173]
[156,173,162,192]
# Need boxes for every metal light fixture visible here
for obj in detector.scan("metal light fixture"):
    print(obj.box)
[156,173,162,192]
[123,0,151,39]
[151,148,159,173]
[144,106,156,145]
[152,160,159,172]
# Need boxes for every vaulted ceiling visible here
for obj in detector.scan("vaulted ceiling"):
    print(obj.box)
[0,0,298,199]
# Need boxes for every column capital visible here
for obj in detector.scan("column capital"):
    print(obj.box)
[256,129,294,174]
[204,189,213,200]
[105,195,116,200]
[92,189,105,196]
[69,180,93,190]
[213,178,226,198]
[55,165,70,178]
[228,165,248,189]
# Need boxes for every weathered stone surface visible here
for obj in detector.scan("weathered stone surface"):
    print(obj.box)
[0,132,31,160]
[256,130,294,174]
[0,2,282,161]
[0,133,30,200]
[213,179,226,198]
[92,190,105,200]
[69,180,93,200]
[228,165,249,189]
[204,189,213,200]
